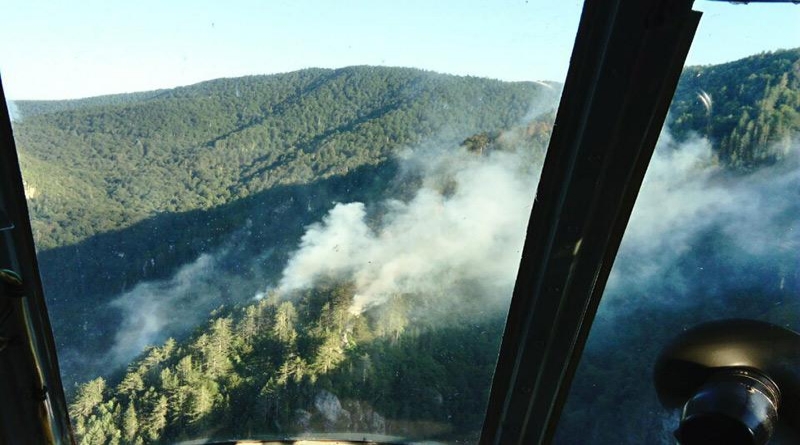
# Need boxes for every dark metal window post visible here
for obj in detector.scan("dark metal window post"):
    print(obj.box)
[480,1,701,444]
[0,78,74,444]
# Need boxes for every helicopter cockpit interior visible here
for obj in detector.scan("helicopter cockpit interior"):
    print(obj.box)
[1,0,798,444]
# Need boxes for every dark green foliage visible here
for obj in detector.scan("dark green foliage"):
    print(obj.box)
[670,48,800,169]
[70,283,505,443]
[45,160,403,388]
[15,90,168,118]
[461,131,498,154]
[14,67,553,250]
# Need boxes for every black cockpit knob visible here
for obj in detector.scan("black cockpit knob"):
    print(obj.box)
[654,319,800,445]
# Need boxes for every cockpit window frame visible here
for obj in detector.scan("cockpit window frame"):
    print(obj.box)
[480,0,701,443]
[0,0,704,443]
[0,74,74,443]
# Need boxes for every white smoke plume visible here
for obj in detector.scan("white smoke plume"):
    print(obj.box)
[100,124,549,367]
[105,245,268,367]
[100,121,799,372]
[105,254,219,366]
[561,134,799,443]
[603,131,800,324]
[98,216,276,368]
[279,146,542,314]
[280,125,799,326]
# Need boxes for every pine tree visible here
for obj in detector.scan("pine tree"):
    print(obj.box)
[121,402,138,442]
[273,301,298,345]
[142,395,168,442]
[71,377,106,418]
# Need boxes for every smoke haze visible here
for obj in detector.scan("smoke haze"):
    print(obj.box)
[279,125,798,321]
[104,231,271,367]
[103,134,547,365]
[279,145,542,314]
[556,133,799,443]
[103,122,798,376]
[107,254,219,365]
[603,132,799,322]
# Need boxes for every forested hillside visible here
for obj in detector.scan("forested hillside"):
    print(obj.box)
[14,67,555,249]
[9,49,800,444]
[670,48,800,169]
[12,67,558,396]
[71,283,507,444]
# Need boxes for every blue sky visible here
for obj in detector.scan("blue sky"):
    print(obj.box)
[0,0,798,100]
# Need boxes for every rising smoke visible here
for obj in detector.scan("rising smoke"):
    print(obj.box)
[278,146,542,314]
[103,119,798,373]
[604,132,799,323]
[280,128,799,325]
[105,236,271,367]
[102,128,547,366]
[107,254,219,366]
[558,134,799,444]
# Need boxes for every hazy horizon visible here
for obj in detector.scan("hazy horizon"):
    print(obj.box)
[7,64,564,103]
[1,0,798,101]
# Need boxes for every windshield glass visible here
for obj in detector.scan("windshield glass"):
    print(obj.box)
[1,1,582,443]
[555,3,800,444]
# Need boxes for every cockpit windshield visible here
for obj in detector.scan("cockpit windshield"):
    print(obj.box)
[555,2,800,443]
[1,1,581,442]
[0,1,798,444]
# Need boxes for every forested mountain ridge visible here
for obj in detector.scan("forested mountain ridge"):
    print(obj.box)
[14,49,800,252]
[14,66,556,249]
[14,89,168,118]
[15,66,559,399]
[670,48,800,168]
[8,49,800,444]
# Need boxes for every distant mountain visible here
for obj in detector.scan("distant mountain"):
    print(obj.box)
[14,67,558,250]
[14,50,800,252]
[14,90,168,118]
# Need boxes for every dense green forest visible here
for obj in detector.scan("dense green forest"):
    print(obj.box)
[8,49,800,443]
[14,67,556,249]
[71,284,506,444]
[670,49,800,168]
